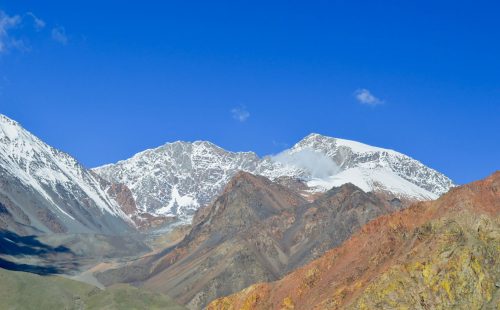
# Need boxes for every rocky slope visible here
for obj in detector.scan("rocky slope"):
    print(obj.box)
[208,171,500,310]
[96,172,405,309]
[93,134,454,223]
[93,141,294,222]
[92,172,174,229]
[0,114,133,235]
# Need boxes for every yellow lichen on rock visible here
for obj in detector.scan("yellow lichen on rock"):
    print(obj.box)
[207,297,232,310]
[281,296,294,309]
[350,214,500,310]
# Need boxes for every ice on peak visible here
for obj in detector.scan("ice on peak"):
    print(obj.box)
[301,132,323,140]
[334,138,400,155]
[296,133,399,155]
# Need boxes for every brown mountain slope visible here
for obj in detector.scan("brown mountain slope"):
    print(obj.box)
[96,172,307,309]
[208,171,500,310]
[96,172,403,309]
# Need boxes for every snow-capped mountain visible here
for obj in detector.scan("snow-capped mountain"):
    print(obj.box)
[94,133,455,222]
[94,141,296,221]
[0,114,133,235]
[280,133,453,198]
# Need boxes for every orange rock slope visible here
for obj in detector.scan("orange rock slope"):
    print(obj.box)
[208,171,500,310]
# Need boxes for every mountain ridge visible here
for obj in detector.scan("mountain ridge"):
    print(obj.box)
[95,171,405,309]
[93,132,454,224]
[207,171,500,309]
[0,114,134,235]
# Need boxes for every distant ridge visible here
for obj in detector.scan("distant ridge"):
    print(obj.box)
[94,132,454,223]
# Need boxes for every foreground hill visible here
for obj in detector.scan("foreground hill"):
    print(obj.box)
[96,172,404,309]
[208,171,500,309]
[0,267,186,310]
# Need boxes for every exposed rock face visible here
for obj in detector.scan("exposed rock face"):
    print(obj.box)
[96,172,403,309]
[0,114,133,235]
[92,172,173,230]
[279,182,400,273]
[93,134,454,224]
[106,183,137,216]
[208,171,500,310]
[93,141,278,221]
[0,192,40,235]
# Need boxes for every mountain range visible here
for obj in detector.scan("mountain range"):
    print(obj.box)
[95,172,409,309]
[94,132,454,225]
[0,113,454,233]
[1,113,493,310]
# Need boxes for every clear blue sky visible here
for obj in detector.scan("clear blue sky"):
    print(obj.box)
[0,1,499,184]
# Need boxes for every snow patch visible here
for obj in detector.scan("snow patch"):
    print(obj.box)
[0,119,19,141]
[155,185,200,217]
[307,167,438,200]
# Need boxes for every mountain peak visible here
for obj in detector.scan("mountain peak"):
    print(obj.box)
[195,172,307,236]
[0,114,133,234]
[95,131,455,222]
[228,171,265,186]
[297,133,336,146]
[295,132,397,154]
[222,171,293,199]
[302,132,324,140]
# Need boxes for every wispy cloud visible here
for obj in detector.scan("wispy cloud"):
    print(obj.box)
[231,105,250,122]
[0,10,51,54]
[354,88,383,106]
[272,148,340,179]
[51,26,68,45]
[0,10,22,53]
[26,12,45,31]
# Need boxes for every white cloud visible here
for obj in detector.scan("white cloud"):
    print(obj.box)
[26,12,45,31]
[0,10,22,53]
[271,148,340,179]
[231,105,250,122]
[0,10,48,54]
[52,26,68,45]
[354,88,383,106]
